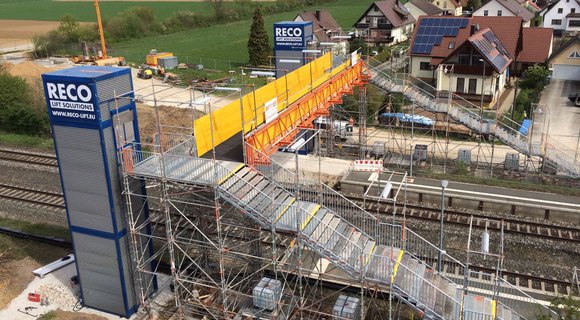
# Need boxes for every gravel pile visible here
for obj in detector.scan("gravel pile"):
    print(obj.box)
[36,283,80,309]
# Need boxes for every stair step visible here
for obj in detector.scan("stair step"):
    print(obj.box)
[362,240,376,266]
[399,258,418,296]
[409,262,426,304]
[235,174,265,199]
[302,208,328,238]
[330,225,354,261]
[275,201,318,231]
[240,179,271,203]
[220,167,251,189]
[269,195,296,224]
[321,217,345,252]
[254,188,286,216]
[228,171,259,195]
[247,183,279,208]
[365,246,395,283]
[338,230,361,263]
[443,281,458,319]
[299,202,321,231]
[346,233,367,267]
[433,274,447,316]
[419,268,435,311]
[394,253,411,287]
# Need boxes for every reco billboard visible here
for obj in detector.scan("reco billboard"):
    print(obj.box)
[274,21,312,50]
[43,80,97,124]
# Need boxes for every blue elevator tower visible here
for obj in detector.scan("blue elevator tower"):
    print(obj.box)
[42,66,154,317]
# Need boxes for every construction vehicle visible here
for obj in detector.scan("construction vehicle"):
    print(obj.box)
[71,0,125,66]
[137,67,153,79]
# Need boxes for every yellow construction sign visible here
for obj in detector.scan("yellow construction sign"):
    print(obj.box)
[194,53,351,157]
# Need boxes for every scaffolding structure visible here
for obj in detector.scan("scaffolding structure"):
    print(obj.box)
[113,72,559,320]
[366,57,580,183]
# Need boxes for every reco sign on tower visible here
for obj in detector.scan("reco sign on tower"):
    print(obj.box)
[273,22,310,49]
[45,82,96,120]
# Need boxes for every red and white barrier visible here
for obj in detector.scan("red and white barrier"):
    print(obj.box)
[353,159,383,171]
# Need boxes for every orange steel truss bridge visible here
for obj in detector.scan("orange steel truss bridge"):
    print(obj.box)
[245,60,369,165]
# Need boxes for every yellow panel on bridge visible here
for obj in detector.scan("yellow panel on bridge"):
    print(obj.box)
[194,53,350,157]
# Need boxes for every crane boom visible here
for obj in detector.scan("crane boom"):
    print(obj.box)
[94,0,107,59]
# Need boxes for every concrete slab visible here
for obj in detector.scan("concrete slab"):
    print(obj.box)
[0,263,118,320]
[539,79,580,148]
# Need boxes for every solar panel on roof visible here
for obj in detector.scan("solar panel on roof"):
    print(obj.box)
[424,18,433,26]
[461,19,468,27]
[483,31,497,43]
[491,55,507,70]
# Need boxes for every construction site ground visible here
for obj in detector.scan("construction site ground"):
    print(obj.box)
[0,234,116,319]
[0,260,119,320]
[0,20,59,52]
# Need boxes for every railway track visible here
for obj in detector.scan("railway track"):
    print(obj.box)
[0,183,65,209]
[1,149,578,243]
[2,224,575,299]
[345,194,580,244]
[0,148,57,167]
[1,177,577,244]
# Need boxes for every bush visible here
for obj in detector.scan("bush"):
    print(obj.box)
[163,11,214,32]
[33,15,98,57]
[0,72,49,136]
[520,64,549,90]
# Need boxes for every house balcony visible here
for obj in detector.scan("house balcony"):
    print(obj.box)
[364,30,395,44]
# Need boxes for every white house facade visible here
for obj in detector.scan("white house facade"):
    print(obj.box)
[473,0,534,27]
[541,0,580,32]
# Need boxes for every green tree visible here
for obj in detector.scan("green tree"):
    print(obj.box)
[467,0,482,10]
[247,7,270,66]
[0,72,48,135]
[57,14,80,41]
[208,0,226,21]
[521,64,549,90]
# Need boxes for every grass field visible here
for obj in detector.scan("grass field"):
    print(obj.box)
[0,0,372,24]
[112,0,374,64]
[0,0,217,22]
[0,132,54,149]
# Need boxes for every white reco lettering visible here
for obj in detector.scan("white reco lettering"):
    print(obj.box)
[46,82,92,102]
[275,27,302,37]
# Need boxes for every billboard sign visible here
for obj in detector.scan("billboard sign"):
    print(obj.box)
[43,80,97,123]
[274,21,312,50]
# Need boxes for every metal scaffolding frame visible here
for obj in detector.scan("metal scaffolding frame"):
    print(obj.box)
[112,74,559,320]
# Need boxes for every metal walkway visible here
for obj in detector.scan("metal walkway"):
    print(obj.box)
[368,62,580,178]
[125,141,557,320]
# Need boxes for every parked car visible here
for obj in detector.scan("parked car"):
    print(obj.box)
[568,93,580,107]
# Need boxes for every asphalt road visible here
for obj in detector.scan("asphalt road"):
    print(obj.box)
[539,79,580,148]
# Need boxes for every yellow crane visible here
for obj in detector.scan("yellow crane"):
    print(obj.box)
[94,0,107,59]
[73,0,124,66]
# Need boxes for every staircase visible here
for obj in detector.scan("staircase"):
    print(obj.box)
[213,156,539,319]
[368,61,580,178]
[126,136,559,319]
